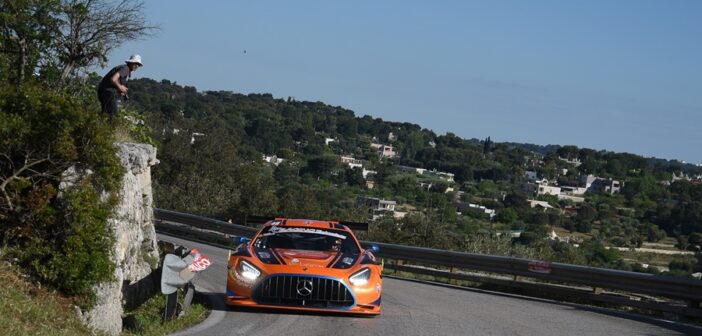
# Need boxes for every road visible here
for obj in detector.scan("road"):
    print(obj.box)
[160,234,701,336]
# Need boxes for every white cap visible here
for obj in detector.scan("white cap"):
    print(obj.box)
[125,54,143,66]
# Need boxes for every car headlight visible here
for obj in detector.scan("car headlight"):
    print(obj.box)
[349,268,371,286]
[237,259,261,280]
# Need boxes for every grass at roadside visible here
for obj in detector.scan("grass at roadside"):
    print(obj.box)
[0,265,97,336]
[0,264,209,336]
[123,289,208,336]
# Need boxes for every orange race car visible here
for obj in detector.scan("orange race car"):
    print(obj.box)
[225,218,382,315]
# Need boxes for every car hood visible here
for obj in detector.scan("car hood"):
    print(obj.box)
[249,248,357,269]
[273,249,336,267]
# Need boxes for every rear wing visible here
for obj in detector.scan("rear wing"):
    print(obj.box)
[241,215,275,226]
[339,220,369,232]
[239,215,369,232]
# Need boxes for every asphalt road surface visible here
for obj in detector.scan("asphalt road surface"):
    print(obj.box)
[160,234,701,336]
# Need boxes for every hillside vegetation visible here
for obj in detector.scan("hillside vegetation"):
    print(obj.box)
[126,78,701,275]
[0,264,98,336]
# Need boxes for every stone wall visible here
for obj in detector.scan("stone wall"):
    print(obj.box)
[82,143,160,335]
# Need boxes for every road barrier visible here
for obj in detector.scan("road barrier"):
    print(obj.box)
[154,208,702,321]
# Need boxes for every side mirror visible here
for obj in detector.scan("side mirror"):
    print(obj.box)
[234,236,251,244]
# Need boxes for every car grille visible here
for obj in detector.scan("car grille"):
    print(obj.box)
[253,275,355,309]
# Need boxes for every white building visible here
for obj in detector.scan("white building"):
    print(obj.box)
[525,171,539,181]
[528,200,554,210]
[537,185,562,196]
[456,203,496,219]
[371,143,396,159]
[560,186,588,196]
[425,169,455,182]
[559,157,582,167]
[190,132,205,145]
[340,156,363,169]
[357,196,397,220]
[262,155,285,166]
[396,165,426,175]
[362,168,377,179]
[580,174,621,194]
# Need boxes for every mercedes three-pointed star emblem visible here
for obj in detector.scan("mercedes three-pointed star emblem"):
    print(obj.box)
[296,279,313,296]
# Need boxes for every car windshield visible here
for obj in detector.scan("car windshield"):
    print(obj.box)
[254,226,360,254]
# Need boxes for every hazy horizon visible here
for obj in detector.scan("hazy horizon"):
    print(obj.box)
[107,0,702,164]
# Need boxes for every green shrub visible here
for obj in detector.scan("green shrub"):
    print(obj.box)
[114,108,158,147]
[1,84,123,307]
[581,241,621,267]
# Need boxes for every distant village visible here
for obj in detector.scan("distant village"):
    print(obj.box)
[260,131,702,230]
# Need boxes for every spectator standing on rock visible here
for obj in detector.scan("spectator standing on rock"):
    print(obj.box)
[97,54,143,117]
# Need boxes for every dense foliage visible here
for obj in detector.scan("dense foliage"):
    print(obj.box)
[125,78,701,275]
[1,0,153,306]
[0,84,122,305]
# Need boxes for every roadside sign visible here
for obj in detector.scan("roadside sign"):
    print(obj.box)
[528,260,552,274]
[187,249,212,272]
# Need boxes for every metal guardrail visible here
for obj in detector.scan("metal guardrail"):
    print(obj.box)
[155,208,259,237]
[153,208,702,320]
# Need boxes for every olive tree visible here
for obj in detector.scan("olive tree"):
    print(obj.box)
[0,0,157,86]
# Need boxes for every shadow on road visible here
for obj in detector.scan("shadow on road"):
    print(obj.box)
[387,275,702,335]
[195,290,376,318]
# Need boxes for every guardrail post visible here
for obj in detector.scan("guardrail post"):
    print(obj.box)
[513,275,522,282]
[449,267,458,285]
[180,282,195,317]
[593,287,604,295]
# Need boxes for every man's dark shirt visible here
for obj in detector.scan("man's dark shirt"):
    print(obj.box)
[97,64,130,117]
[98,64,129,91]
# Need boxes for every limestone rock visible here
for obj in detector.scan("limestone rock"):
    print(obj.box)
[80,143,160,335]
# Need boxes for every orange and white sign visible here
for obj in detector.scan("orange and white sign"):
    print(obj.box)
[187,249,213,272]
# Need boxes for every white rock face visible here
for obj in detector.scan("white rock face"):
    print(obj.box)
[83,143,160,335]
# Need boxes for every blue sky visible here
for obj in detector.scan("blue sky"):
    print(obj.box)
[109,0,702,163]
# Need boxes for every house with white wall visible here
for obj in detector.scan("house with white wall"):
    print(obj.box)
[340,156,363,169]
[262,154,285,166]
[357,196,397,220]
[370,143,396,159]
[537,185,562,196]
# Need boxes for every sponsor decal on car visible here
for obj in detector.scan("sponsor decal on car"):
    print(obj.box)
[262,227,347,239]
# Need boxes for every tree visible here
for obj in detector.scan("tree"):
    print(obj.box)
[0,0,60,84]
[582,241,621,267]
[642,223,666,242]
[483,136,492,154]
[576,203,597,223]
[304,155,339,178]
[56,0,158,83]
[0,0,157,86]
[0,84,123,303]
[496,208,518,224]
[345,167,365,187]
[503,192,528,210]
[574,203,596,233]
[556,145,579,159]
[0,85,122,214]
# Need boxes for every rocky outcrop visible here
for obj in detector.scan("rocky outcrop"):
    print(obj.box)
[82,143,160,335]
